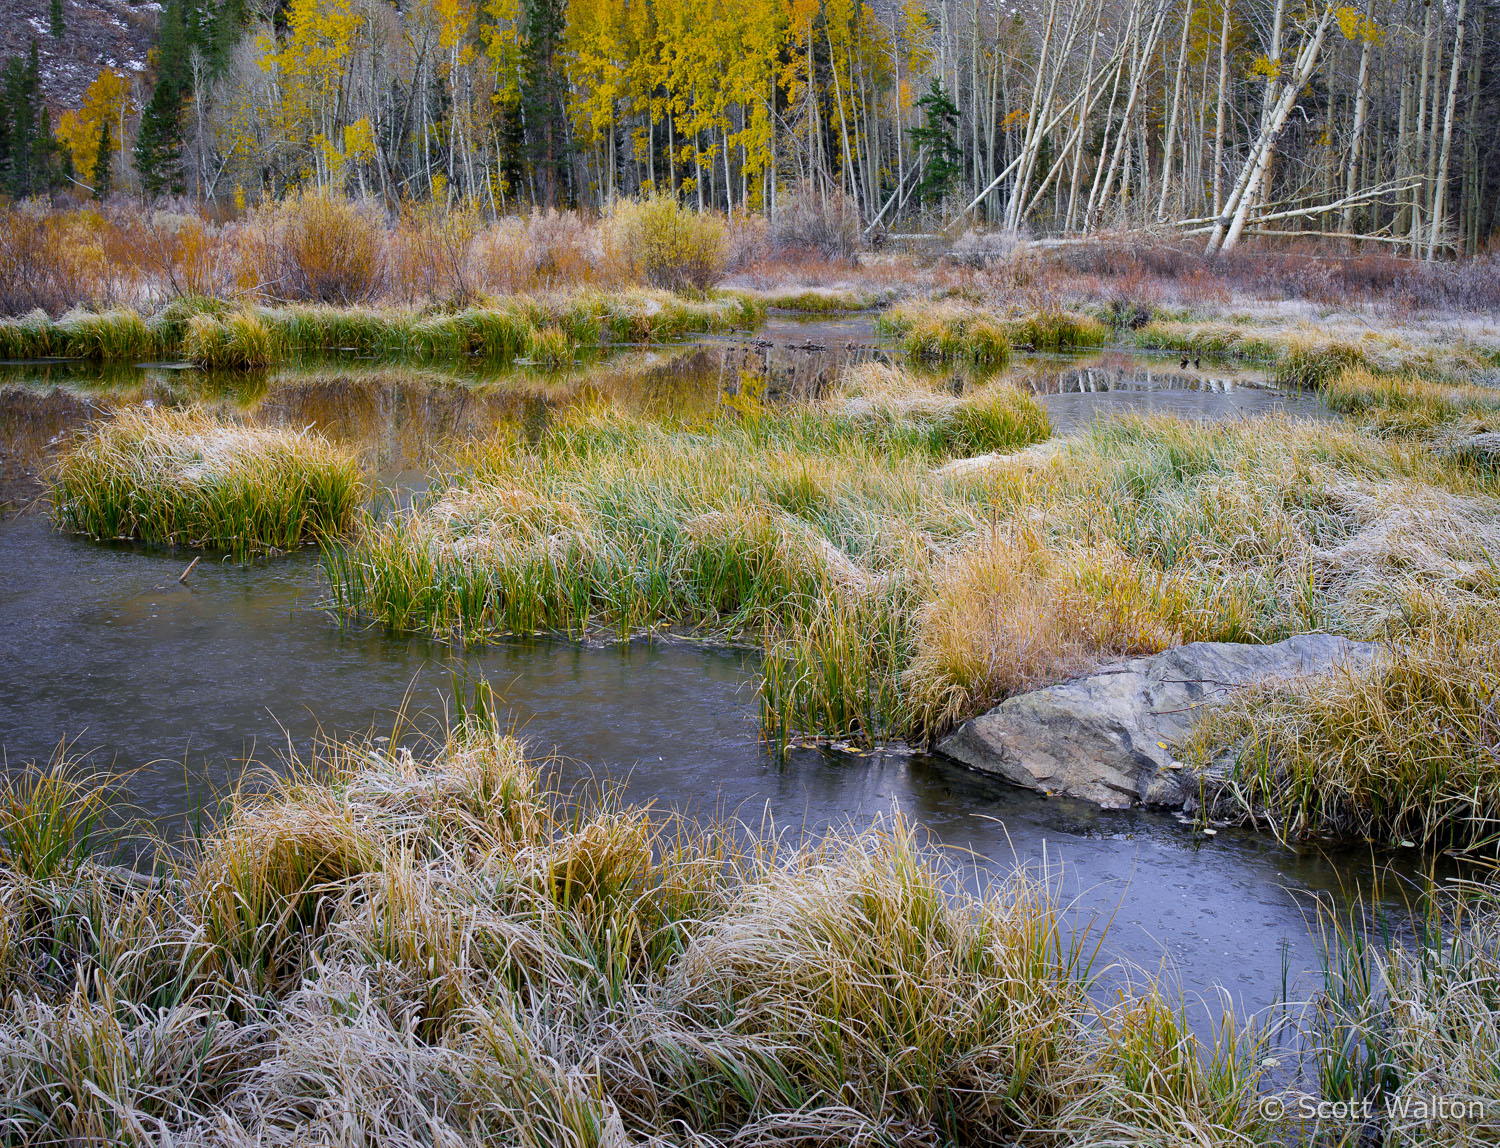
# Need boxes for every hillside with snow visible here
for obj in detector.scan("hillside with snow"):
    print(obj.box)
[0,0,158,109]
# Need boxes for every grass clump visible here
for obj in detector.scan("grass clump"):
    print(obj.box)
[0,760,116,884]
[877,301,1012,364]
[1131,318,1280,361]
[54,309,163,361]
[1186,602,1500,850]
[49,406,363,557]
[181,310,274,369]
[1319,365,1500,440]
[903,523,1181,735]
[329,361,1500,756]
[902,411,1500,743]
[1300,884,1500,1147]
[0,309,164,362]
[0,308,57,358]
[1275,339,1371,390]
[0,291,763,369]
[755,286,884,312]
[0,725,1290,1146]
[877,302,1107,365]
[327,367,1050,744]
[1007,307,1110,352]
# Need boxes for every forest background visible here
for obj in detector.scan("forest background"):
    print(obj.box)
[1,0,1498,257]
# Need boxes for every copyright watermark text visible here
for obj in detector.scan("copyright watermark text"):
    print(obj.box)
[1258,1091,1495,1127]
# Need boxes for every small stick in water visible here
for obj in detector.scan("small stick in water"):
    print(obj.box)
[179,556,201,584]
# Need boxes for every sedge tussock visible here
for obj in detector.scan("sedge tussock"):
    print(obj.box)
[327,371,1050,741]
[11,725,1500,1145]
[3,726,1292,1146]
[876,301,1108,365]
[1185,601,1500,849]
[902,524,1182,736]
[49,406,363,557]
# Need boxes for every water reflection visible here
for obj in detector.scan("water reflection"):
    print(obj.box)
[0,335,1331,510]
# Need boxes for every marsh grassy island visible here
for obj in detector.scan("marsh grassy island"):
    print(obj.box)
[323,354,1500,852]
[49,407,363,556]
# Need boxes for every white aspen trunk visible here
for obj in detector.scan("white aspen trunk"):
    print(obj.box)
[1085,11,1133,224]
[1341,0,1374,236]
[1211,0,1231,215]
[1090,0,1168,229]
[1252,0,1286,221]
[827,28,860,216]
[1156,0,1195,220]
[1002,0,1063,229]
[1411,0,1436,252]
[1460,7,1484,252]
[1064,1,1108,231]
[1427,0,1467,259]
[1210,2,1337,254]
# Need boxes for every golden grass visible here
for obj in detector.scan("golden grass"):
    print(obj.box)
[0,725,1288,1146]
[49,406,363,557]
[326,351,1500,765]
[876,300,1109,365]
[903,523,1181,735]
[1185,600,1500,850]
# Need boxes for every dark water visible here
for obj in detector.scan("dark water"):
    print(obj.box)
[0,337,1393,1020]
[1010,351,1331,431]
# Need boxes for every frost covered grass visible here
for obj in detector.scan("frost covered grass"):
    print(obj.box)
[49,407,363,558]
[875,301,1109,364]
[326,352,1500,765]
[1185,601,1500,851]
[1166,366,1500,850]
[0,292,763,370]
[0,725,1279,1147]
[326,364,1052,744]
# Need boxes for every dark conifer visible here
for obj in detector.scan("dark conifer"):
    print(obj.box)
[94,119,112,200]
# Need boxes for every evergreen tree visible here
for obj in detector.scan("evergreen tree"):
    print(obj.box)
[49,0,65,39]
[94,119,112,200]
[134,0,189,197]
[0,62,17,191]
[519,0,569,207]
[0,43,63,198]
[908,80,962,206]
[132,0,249,199]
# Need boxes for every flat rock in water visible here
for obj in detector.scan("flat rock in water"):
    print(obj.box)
[935,634,1378,810]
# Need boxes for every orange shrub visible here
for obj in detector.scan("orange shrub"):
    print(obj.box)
[239,192,386,304]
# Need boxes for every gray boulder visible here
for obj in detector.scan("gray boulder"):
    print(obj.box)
[935,634,1378,810]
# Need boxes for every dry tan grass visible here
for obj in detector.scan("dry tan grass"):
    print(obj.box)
[0,726,1280,1146]
[903,524,1181,735]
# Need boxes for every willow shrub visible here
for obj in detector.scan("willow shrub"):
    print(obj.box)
[605,195,728,295]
